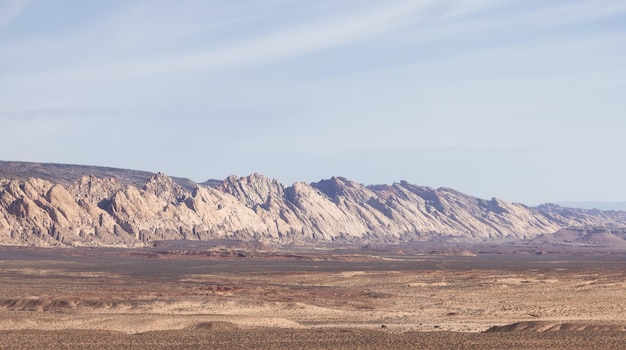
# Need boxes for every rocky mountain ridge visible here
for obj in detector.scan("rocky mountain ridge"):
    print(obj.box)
[1,161,625,247]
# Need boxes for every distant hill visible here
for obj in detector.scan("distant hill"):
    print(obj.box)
[0,160,199,191]
[534,227,626,246]
[557,202,626,211]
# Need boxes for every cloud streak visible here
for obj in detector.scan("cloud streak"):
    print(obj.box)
[6,0,624,86]
[4,1,446,83]
[0,0,29,28]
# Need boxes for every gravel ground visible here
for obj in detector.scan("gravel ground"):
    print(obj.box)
[1,328,625,350]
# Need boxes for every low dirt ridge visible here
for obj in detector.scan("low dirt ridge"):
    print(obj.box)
[1,161,626,247]
[485,321,626,332]
[0,298,136,312]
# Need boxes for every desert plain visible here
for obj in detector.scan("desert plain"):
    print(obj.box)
[1,243,625,349]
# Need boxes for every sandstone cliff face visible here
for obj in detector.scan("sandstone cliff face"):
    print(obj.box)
[0,171,624,247]
[0,177,131,247]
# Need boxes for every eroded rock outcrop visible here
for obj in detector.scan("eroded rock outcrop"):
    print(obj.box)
[1,169,625,247]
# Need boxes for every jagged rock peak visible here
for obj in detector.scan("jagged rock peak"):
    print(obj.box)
[74,174,122,186]
[144,172,188,204]
[311,177,348,199]
[68,175,125,202]
[311,177,373,203]
[220,173,285,207]
[222,173,281,186]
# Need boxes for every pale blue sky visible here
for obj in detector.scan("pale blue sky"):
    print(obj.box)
[1,0,625,205]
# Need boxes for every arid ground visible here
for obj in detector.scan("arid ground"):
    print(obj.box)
[1,244,625,349]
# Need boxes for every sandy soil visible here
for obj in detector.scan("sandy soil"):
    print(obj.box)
[0,246,625,348]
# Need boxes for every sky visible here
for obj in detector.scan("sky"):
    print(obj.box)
[1,0,625,205]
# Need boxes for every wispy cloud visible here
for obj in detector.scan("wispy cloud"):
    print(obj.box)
[0,0,29,28]
[3,1,447,83]
[3,0,625,113]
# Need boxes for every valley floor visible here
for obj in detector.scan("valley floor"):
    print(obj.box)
[0,245,625,349]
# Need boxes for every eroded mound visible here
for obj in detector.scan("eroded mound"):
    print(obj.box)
[186,322,240,331]
[0,298,77,311]
[485,321,626,333]
[0,298,134,312]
